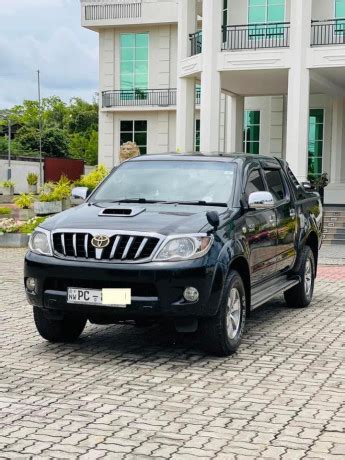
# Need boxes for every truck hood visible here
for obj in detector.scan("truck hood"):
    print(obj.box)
[40,202,231,235]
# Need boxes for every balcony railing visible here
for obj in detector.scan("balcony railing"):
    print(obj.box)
[82,0,142,21]
[311,19,345,46]
[102,89,177,108]
[189,31,202,56]
[222,22,290,50]
[102,88,201,108]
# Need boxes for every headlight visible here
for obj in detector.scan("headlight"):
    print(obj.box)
[154,235,213,262]
[29,229,53,256]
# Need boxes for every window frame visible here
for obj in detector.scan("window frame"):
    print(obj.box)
[247,0,286,38]
[308,108,325,178]
[334,0,345,35]
[263,168,289,203]
[244,167,266,201]
[120,32,149,99]
[120,120,148,155]
[243,110,261,155]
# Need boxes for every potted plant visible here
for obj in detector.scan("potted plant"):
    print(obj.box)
[27,173,39,194]
[53,175,73,210]
[13,193,35,220]
[0,181,15,196]
[34,191,63,216]
[0,207,11,216]
[308,173,329,204]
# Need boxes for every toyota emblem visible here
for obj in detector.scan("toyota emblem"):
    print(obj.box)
[91,235,110,249]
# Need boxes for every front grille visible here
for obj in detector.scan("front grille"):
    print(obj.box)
[52,232,161,262]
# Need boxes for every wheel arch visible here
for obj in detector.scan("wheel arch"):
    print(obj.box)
[305,231,319,275]
[229,256,251,314]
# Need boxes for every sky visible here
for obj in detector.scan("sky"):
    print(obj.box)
[0,0,98,108]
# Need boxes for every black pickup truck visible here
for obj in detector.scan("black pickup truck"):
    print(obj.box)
[25,154,323,356]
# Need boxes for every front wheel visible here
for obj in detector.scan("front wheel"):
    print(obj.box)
[199,270,247,356]
[284,246,316,308]
[33,307,87,343]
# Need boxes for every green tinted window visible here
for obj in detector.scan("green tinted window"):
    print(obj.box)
[120,33,149,92]
[249,0,285,22]
[243,110,260,155]
[335,0,345,33]
[308,109,324,177]
[336,0,345,18]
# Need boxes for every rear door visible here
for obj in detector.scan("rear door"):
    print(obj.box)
[263,168,297,273]
[244,168,278,285]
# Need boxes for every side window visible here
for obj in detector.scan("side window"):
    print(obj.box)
[264,169,286,201]
[245,170,265,200]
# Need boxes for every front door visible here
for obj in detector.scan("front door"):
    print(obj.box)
[263,168,297,273]
[244,169,278,285]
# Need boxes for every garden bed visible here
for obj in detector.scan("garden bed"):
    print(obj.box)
[0,233,30,248]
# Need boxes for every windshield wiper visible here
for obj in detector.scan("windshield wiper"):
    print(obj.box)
[111,198,167,204]
[170,200,228,207]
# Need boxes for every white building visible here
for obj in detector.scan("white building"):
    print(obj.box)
[81,0,345,206]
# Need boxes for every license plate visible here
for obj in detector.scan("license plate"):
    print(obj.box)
[67,288,130,308]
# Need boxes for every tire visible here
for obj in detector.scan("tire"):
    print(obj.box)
[199,270,247,356]
[284,246,315,308]
[33,307,87,343]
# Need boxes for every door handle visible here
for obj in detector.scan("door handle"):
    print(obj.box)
[290,209,296,218]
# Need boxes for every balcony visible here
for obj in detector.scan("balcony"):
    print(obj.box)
[102,88,201,109]
[102,89,177,108]
[222,22,290,51]
[311,19,345,47]
[81,0,142,22]
[81,0,177,28]
[189,22,290,56]
[189,31,202,56]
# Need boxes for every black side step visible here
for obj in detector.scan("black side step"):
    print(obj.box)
[251,275,300,311]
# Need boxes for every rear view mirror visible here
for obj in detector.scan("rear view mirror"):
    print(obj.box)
[301,181,312,191]
[248,191,275,210]
[71,187,89,201]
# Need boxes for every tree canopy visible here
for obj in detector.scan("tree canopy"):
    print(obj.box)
[0,96,98,165]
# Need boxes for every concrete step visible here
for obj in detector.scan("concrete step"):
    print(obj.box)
[322,239,345,245]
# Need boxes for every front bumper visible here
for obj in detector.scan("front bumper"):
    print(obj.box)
[24,251,224,319]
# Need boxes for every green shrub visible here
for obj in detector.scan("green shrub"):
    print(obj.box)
[0,180,15,189]
[14,193,34,209]
[75,165,108,190]
[0,207,11,215]
[27,173,39,186]
[19,217,46,234]
[38,175,72,202]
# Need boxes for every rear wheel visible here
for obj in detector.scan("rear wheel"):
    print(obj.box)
[199,270,246,356]
[284,246,315,308]
[33,307,87,343]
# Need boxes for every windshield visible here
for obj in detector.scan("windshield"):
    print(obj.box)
[92,160,236,205]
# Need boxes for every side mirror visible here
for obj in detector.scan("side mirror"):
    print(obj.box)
[71,187,89,201]
[301,181,312,191]
[248,191,275,210]
[207,211,220,231]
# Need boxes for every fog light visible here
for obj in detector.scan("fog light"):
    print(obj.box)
[26,277,37,292]
[183,287,199,302]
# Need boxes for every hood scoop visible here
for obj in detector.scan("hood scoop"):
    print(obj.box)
[99,207,145,217]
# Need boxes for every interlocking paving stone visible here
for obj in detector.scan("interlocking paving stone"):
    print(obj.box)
[0,248,344,459]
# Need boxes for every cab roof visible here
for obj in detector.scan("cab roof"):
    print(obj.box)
[128,152,285,168]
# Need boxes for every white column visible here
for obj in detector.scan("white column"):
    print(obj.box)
[176,0,197,152]
[225,95,244,152]
[285,0,312,181]
[200,0,223,153]
[324,98,345,204]
[330,98,345,184]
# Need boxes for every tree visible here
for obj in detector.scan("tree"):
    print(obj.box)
[41,128,69,158]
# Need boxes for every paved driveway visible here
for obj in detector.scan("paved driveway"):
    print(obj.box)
[0,249,344,459]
